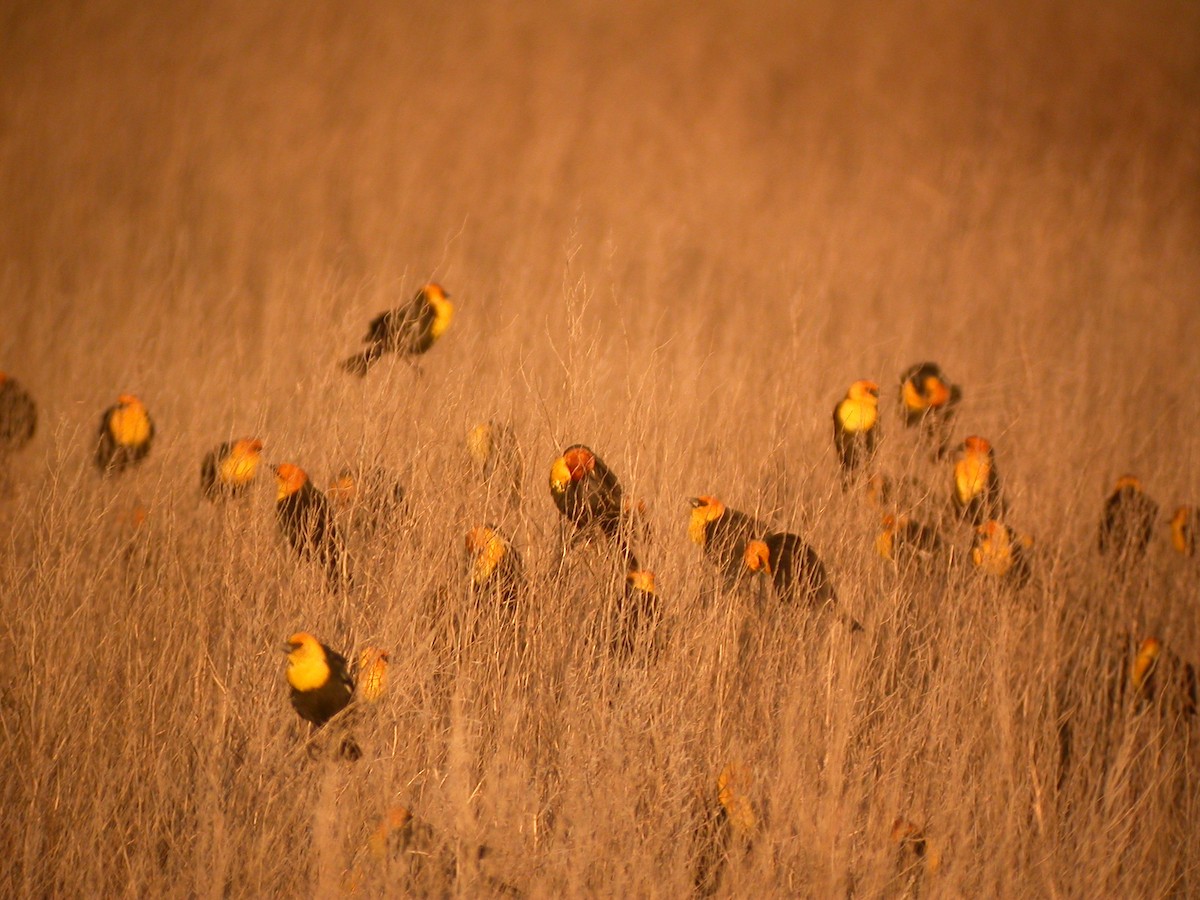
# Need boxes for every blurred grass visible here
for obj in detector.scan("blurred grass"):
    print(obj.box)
[1,0,1198,895]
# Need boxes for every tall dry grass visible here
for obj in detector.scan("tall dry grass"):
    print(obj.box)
[1,0,1198,895]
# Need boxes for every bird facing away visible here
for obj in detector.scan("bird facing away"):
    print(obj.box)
[326,466,407,538]
[341,283,454,376]
[899,362,961,456]
[95,393,154,474]
[877,514,945,565]
[1097,475,1158,565]
[743,532,838,608]
[356,647,390,703]
[550,444,638,566]
[615,568,661,659]
[0,372,37,454]
[952,436,1005,524]
[833,380,880,482]
[465,525,525,613]
[1128,636,1197,718]
[466,420,524,510]
[200,438,264,501]
[1170,505,1198,557]
[689,495,770,588]
[284,632,355,727]
[971,519,1032,587]
[274,463,350,590]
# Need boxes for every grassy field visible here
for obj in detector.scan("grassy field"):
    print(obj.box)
[2,0,1198,896]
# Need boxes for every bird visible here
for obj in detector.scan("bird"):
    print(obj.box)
[274,463,350,590]
[1128,636,1196,718]
[284,632,355,726]
[833,380,880,482]
[898,362,961,456]
[200,438,264,501]
[341,283,454,376]
[549,444,637,565]
[694,762,756,896]
[742,532,838,608]
[326,466,407,538]
[1169,505,1198,557]
[876,514,945,565]
[465,525,525,613]
[688,495,769,588]
[971,520,1032,587]
[1097,475,1158,565]
[466,420,523,510]
[614,568,661,659]
[952,436,1004,524]
[0,372,37,454]
[95,393,154,474]
[356,647,390,703]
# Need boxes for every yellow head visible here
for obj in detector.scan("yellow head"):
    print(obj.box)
[357,647,390,702]
[1170,506,1194,556]
[688,495,725,546]
[466,422,494,466]
[971,519,1012,575]
[466,525,508,585]
[962,435,992,457]
[626,569,656,594]
[1130,637,1161,692]
[326,471,358,507]
[717,763,756,834]
[1113,474,1143,493]
[876,514,898,561]
[848,380,880,402]
[108,394,152,447]
[743,539,771,574]
[424,283,454,339]
[284,632,330,692]
[220,438,263,486]
[274,463,309,501]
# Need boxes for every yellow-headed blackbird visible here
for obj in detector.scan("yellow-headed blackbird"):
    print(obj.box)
[356,647,390,703]
[971,519,1031,587]
[326,466,407,538]
[284,632,355,726]
[550,444,638,565]
[200,437,263,501]
[743,532,838,608]
[0,372,36,454]
[466,420,523,510]
[952,435,1004,524]
[274,463,350,590]
[341,283,454,376]
[1128,636,1196,718]
[95,393,154,473]
[833,380,880,481]
[1097,475,1158,563]
[1170,505,1198,557]
[614,568,661,659]
[465,525,525,612]
[877,513,944,564]
[891,818,941,875]
[695,762,756,896]
[899,362,961,456]
[689,495,769,587]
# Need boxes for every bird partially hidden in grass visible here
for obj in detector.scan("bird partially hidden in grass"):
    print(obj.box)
[341,283,454,376]
[899,362,961,457]
[274,463,352,591]
[465,525,525,616]
[1097,475,1158,567]
[326,465,407,539]
[1169,505,1198,558]
[1127,636,1196,719]
[877,513,945,566]
[694,762,756,896]
[356,647,390,704]
[283,632,360,760]
[95,393,154,474]
[613,568,662,660]
[744,533,861,631]
[467,420,523,512]
[550,444,639,567]
[0,372,37,455]
[689,495,769,589]
[833,380,880,485]
[200,438,263,501]
[952,435,1005,525]
[971,519,1032,588]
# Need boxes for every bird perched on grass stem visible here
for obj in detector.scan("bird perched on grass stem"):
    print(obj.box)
[689,495,769,589]
[833,380,880,484]
[550,444,638,566]
[1097,475,1158,567]
[0,372,36,455]
[971,519,1032,587]
[95,393,154,474]
[465,525,525,615]
[341,283,453,376]
[899,362,961,457]
[283,631,360,760]
[200,438,263,501]
[952,436,1004,524]
[274,463,351,591]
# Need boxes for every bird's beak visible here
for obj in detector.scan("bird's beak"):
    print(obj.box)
[282,641,297,653]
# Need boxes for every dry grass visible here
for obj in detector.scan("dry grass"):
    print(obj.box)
[1,0,1198,896]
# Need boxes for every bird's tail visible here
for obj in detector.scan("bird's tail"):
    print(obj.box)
[341,345,383,377]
